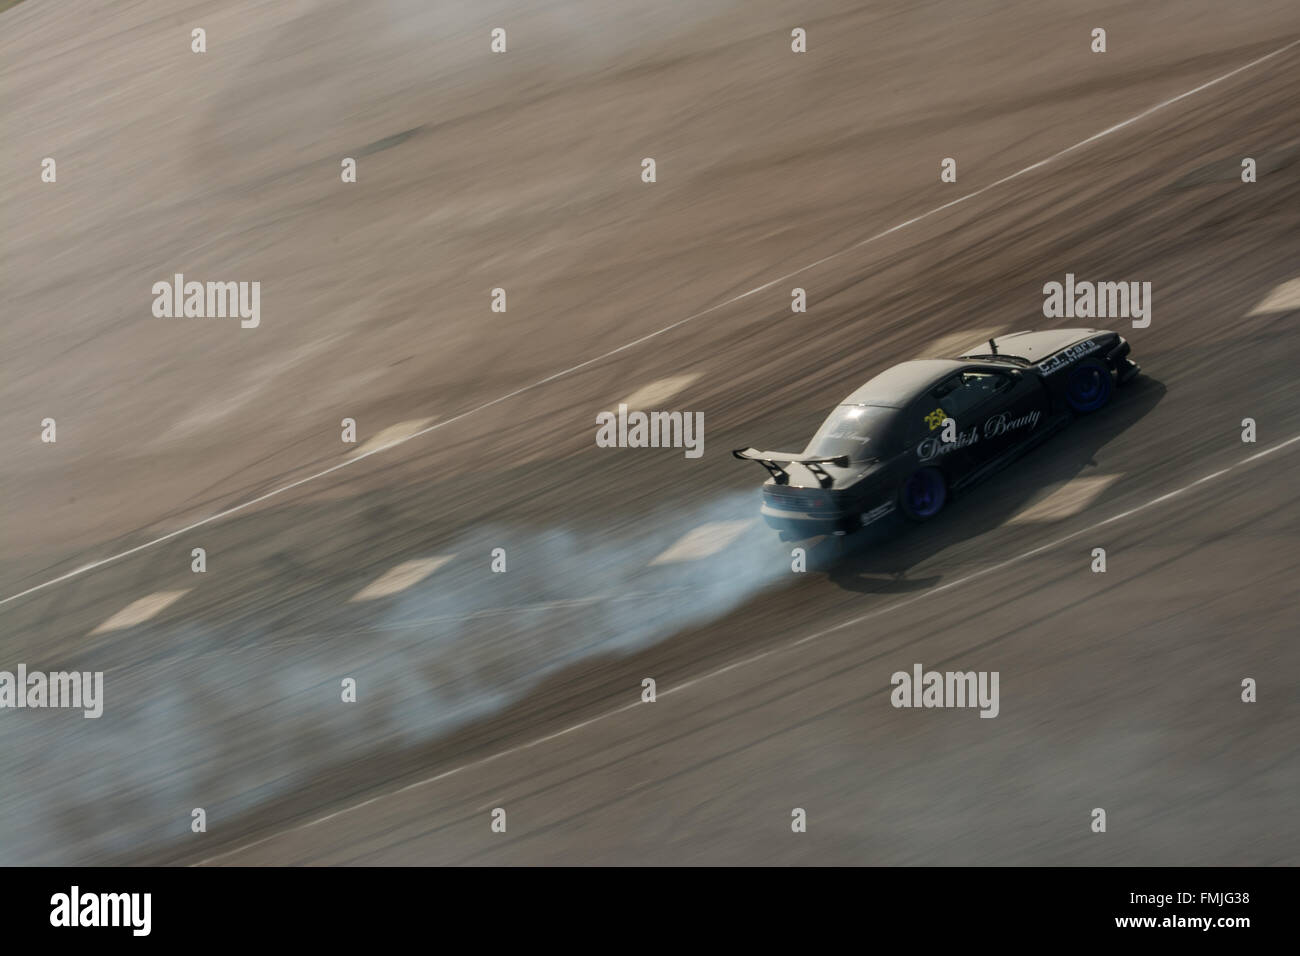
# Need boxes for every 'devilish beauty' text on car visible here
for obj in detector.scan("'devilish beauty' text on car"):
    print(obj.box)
[733,328,1140,539]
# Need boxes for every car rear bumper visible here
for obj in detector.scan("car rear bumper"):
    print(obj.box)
[759,499,897,536]
[759,503,859,536]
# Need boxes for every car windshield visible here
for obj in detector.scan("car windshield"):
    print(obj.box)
[804,404,895,461]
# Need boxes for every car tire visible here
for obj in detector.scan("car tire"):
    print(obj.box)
[899,467,947,521]
[1065,358,1113,413]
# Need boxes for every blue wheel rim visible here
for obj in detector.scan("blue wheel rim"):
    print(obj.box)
[905,469,946,517]
[1067,364,1111,411]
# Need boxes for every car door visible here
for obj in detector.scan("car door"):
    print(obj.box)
[906,372,990,478]
[911,367,1021,474]
[964,365,1049,457]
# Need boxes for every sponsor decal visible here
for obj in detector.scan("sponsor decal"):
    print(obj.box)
[859,501,895,526]
[1038,338,1100,376]
[917,408,1041,460]
[982,408,1041,437]
[923,407,947,431]
[916,427,978,461]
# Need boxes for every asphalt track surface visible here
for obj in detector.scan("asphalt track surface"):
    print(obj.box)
[2,0,1298,865]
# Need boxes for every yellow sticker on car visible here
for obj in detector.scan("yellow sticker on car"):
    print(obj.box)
[925,407,947,431]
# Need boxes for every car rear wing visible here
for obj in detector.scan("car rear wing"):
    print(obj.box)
[732,448,849,487]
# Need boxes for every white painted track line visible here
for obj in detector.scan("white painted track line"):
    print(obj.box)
[349,556,456,602]
[620,374,701,409]
[90,590,191,635]
[1247,277,1300,315]
[648,520,753,565]
[4,37,1298,610]
[1008,474,1121,524]
[193,433,1300,865]
[348,419,436,458]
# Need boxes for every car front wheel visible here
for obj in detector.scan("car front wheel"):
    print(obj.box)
[1065,358,1113,413]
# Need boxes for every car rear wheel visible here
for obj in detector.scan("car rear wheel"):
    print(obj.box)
[899,467,947,521]
[1065,358,1113,413]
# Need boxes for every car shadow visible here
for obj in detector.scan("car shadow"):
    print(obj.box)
[818,375,1168,593]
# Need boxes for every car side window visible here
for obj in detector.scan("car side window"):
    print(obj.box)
[924,370,1012,426]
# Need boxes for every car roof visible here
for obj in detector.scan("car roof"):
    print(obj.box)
[841,359,967,407]
[963,328,1100,363]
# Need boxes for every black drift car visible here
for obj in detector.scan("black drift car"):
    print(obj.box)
[734,328,1139,538]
